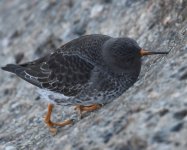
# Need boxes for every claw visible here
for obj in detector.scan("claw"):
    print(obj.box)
[74,104,102,119]
[44,104,73,135]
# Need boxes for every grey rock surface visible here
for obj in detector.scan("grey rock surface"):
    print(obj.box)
[0,0,186,150]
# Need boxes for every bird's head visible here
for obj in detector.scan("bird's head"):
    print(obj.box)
[102,37,169,75]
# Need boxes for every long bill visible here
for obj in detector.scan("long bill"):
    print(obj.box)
[140,49,169,56]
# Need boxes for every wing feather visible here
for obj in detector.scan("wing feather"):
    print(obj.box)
[2,34,111,97]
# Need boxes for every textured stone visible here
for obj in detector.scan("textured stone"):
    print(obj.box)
[0,0,187,150]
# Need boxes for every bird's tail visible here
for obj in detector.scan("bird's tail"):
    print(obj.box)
[2,64,23,74]
[1,64,42,88]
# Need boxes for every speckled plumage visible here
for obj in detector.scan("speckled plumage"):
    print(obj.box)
[2,34,143,106]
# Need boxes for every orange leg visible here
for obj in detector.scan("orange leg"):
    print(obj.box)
[44,104,73,135]
[74,104,102,119]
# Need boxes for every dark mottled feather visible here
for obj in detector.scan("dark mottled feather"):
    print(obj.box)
[2,35,111,97]
[2,34,143,105]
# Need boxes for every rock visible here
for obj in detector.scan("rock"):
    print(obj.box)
[0,0,187,149]
[158,108,169,117]
[152,130,170,144]
[73,19,87,36]
[173,110,187,120]
[5,146,17,150]
[14,52,24,64]
[170,122,184,132]
[90,5,104,18]
[34,34,62,57]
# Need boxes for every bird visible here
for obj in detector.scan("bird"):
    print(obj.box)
[2,34,169,134]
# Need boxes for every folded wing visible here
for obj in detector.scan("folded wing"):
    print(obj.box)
[2,53,94,97]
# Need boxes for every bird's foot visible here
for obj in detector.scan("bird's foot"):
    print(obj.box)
[44,119,73,135]
[44,104,73,135]
[74,104,102,119]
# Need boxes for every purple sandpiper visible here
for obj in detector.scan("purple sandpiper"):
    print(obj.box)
[2,34,169,134]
